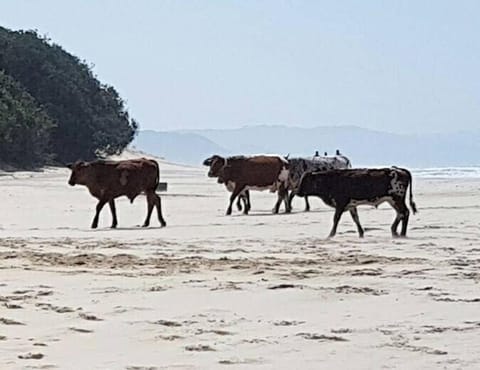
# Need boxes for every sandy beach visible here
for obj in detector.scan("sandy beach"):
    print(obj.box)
[1,158,480,369]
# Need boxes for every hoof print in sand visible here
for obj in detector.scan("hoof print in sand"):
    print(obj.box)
[18,352,44,360]
[185,344,216,352]
[156,335,183,341]
[0,317,25,325]
[151,320,182,327]
[4,303,23,309]
[268,284,302,290]
[69,327,93,333]
[79,312,103,321]
[297,333,348,342]
[273,320,306,326]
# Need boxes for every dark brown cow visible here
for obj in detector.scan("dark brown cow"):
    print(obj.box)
[67,158,166,229]
[206,155,290,215]
[296,167,417,238]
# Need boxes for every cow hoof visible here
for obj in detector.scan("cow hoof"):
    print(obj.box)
[91,224,98,229]
[142,223,149,228]
[111,224,117,229]
[161,221,167,227]
[226,209,232,216]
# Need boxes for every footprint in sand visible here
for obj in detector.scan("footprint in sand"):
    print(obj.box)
[69,327,93,333]
[185,344,216,352]
[18,352,44,359]
[0,317,25,325]
[78,312,103,321]
[296,333,348,342]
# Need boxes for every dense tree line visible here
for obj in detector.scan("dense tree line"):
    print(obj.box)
[0,71,55,167]
[0,26,138,168]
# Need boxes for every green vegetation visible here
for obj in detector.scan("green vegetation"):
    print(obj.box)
[0,26,138,168]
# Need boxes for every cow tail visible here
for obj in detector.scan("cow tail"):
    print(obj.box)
[406,169,417,214]
[153,160,160,189]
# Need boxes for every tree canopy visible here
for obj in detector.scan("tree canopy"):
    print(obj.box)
[0,26,138,168]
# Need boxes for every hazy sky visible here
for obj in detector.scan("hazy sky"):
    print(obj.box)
[2,1,479,133]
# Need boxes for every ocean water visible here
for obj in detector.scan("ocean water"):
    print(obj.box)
[411,167,480,179]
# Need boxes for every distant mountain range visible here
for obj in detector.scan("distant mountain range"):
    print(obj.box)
[133,125,480,167]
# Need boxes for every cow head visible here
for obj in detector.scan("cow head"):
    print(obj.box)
[205,155,226,178]
[202,156,215,167]
[67,161,91,186]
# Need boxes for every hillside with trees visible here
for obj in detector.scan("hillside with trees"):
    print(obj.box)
[0,26,138,168]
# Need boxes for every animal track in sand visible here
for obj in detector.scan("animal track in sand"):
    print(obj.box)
[35,303,76,313]
[150,320,182,327]
[185,344,216,352]
[18,352,44,359]
[0,317,25,325]
[156,335,183,341]
[331,328,353,334]
[195,329,234,336]
[433,297,480,303]
[78,312,103,321]
[69,327,93,333]
[4,302,22,309]
[385,340,448,355]
[268,283,302,290]
[333,285,387,296]
[273,320,306,326]
[296,333,348,342]
[218,357,264,365]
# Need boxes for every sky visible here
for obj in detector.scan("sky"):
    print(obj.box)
[1,1,479,134]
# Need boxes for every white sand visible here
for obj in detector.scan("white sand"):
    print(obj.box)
[1,157,480,369]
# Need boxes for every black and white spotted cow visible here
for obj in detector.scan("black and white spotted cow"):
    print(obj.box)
[296,167,417,238]
[287,155,352,211]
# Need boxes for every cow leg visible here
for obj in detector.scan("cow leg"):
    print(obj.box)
[304,196,310,212]
[283,187,291,213]
[397,200,410,237]
[236,195,243,211]
[245,190,251,213]
[349,207,364,238]
[287,191,295,211]
[273,185,290,214]
[242,194,249,215]
[329,207,345,238]
[109,199,118,229]
[390,198,409,237]
[227,185,245,216]
[91,199,107,229]
[155,194,167,227]
[143,191,166,227]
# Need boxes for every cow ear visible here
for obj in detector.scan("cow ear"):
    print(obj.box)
[66,163,73,169]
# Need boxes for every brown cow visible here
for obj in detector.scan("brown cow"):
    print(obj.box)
[206,154,290,215]
[296,167,417,238]
[67,158,167,229]
[203,155,251,214]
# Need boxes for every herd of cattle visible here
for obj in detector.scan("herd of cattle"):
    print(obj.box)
[66,152,417,238]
